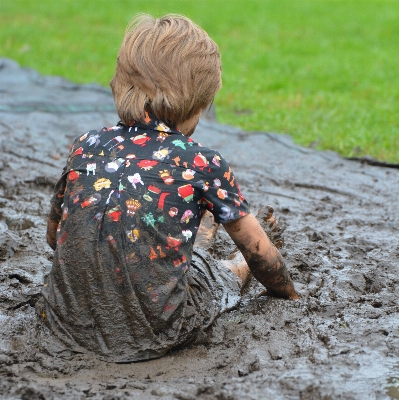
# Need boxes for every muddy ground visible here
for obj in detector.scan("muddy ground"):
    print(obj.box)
[0,58,398,399]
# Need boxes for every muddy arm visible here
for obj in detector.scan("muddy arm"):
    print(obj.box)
[224,213,299,300]
[46,173,67,251]
[46,207,61,251]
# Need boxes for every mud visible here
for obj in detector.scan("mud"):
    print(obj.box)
[1,58,398,399]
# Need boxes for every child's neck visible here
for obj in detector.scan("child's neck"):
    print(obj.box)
[177,111,201,137]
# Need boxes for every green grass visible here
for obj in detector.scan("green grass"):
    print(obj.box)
[1,0,398,162]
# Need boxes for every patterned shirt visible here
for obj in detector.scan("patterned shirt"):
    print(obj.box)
[43,113,250,361]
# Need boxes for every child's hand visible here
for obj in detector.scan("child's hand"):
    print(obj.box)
[256,205,285,249]
[288,291,301,300]
[267,284,300,300]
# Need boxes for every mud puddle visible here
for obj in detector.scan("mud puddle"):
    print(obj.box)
[1,58,398,399]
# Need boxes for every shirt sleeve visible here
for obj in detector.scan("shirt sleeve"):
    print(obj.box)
[198,151,250,224]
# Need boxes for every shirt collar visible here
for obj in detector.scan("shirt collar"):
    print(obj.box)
[118,111,182,136]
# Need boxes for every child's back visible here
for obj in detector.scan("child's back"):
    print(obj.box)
[41,114,249,362]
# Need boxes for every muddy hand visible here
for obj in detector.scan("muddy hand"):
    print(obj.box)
[256,205,285,249]
[266,282,301,300]
[288,291,301,300]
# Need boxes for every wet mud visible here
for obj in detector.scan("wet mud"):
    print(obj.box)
[1,58,398,399]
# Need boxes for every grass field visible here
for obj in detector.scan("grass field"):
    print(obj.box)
[1,0,398,162]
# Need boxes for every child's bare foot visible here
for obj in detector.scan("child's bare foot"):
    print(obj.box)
[256,205,285,249]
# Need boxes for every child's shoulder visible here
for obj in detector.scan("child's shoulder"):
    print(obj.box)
[160,134,225,169]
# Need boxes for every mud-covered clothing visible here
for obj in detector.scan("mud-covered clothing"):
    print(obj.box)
[40,115,250,362]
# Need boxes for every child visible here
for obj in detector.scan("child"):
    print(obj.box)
[38,14,299,362]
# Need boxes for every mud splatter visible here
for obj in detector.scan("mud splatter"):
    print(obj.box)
[0,58,398,399]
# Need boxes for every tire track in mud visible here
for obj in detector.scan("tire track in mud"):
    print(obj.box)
[1,58,399,399]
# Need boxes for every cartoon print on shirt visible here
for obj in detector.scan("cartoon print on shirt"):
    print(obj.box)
[107,125,123,132]
[234,194,241,207]
[172,156,181,166]
[197,180,210,192]
[198,197,214,210]
[192,152,209,171]
[131,133,151,147]
[159,170,174,185]
[217,188,228,200]
[137,160,158,170]
[81,193,101,208]
[89,212,103,225]
[180,210,193,224]
[166,235,182,251]
[143,193,153,202]
[57,231,67,246]
[149,247,158,261]
[74,147,83,156]
[68,170,80,182]
[79,132,88,141]
[212,155,221,167]
[141,212,157,228]
[152,147,172,161]
[106,206,122,222]
[219,206,235,222]
[126,228,140,243]
[168,207,178,217]
[69,184,84,204]
[148,185,161,195]
[171,139,192,150]
[178,184,194,203]
[62,207,68,221]
[126,199,142,216]
[182,230,192,242]
[86,162,96,175]
[157,245,166,258]
[157,192,170,212]
[105,189,115,205]
[182,169,195,180]
[223,166,232,181]
[82,152,93,159]
[156,132,169,142]
[213,178,221,188]
[93,178,112,191]
[103,136,125,151]
[105,158,125,173]
[118,181,127,192]
[106,234,117,250]
[223,166,235,187]
[128,173,144,189]
[156,122,171,132]
[86,134,101,147]
[173,256,188,273]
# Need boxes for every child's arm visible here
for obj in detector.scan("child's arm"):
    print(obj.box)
[224,213,299,300]
[46,208,60,251]
[46,174,68,251]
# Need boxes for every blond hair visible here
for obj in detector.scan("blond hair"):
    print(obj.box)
[110,14,222,127]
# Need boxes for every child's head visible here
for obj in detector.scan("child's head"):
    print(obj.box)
[110,14,222,128]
